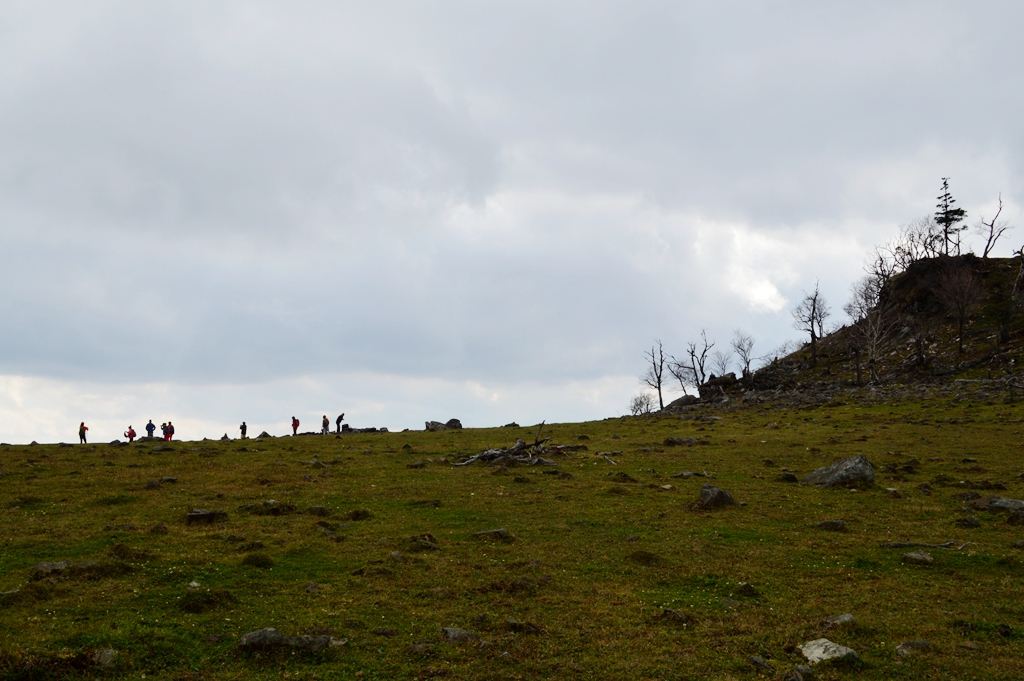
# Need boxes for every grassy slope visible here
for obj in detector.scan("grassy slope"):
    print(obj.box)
[1,396,1023,680]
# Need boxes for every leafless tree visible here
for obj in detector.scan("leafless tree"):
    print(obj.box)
[642,340,667,410]
[731,330,756,378]
[670,330,714,392]
[710,349,732,377]
[845,276,896,383]
[792,282,830,365]
[935,263,982,354]
[629,393,655,416]
[976,194,1011,258]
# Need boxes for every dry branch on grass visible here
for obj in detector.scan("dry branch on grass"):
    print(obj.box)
[454,423,588,467]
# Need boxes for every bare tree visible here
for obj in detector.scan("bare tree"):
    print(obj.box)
[730,330,756,378]
[935,263,982,354]
[977,194,1011,258]
[792,282,830,365]
[642,340,667,410]
[629,393,655,416]
[845,276,896,383]
[710,349,732,377]
[670,330,714,392]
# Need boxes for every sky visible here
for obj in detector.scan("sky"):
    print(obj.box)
[1,1,1022,443]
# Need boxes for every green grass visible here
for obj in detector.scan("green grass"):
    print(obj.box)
[1,395,1023,679]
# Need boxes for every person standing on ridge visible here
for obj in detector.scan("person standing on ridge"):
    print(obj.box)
[336,413,344,434]
[291,416,300,436]
[240,421,247,439]
[124,425,136,443]
[321,415,329,434]
[146,420,156,438]
[160,423,168,440]
[167,421,175,441]
[79,422,89,444]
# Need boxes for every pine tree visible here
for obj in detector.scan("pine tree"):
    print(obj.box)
[934,177,967,256]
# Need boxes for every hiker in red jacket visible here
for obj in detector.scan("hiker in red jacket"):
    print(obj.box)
[291,416,300,436]
[79,422,89,444]
[124,426,136,443]
[166,421,175,441]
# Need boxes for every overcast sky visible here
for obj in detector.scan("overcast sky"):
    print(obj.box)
[2,1,1021,443]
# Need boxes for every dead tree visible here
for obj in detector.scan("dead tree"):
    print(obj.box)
[711,349,732,377]
[642,340,667,410]
[845,276,896,383]
[792,283,830,366]
[935,177,967,256]
[977,194,1011,258]
[936,263,982,354]
[670,330,714,392]
[630,393,655,416]
[731,330,756,379]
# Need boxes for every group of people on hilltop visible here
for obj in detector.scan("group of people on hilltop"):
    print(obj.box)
[77,412,346,444]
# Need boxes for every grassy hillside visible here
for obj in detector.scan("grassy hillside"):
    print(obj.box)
[2,392,1023,679]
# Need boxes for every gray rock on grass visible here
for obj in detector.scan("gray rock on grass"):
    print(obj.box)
[799,638,860,665]
[802,455,874,489]
[692,484,736,510]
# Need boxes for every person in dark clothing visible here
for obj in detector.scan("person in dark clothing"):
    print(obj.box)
[167,421,175,441]
[79,422,89,444]
[336,413,344,434]
[321,415,329,434]
[146,420,156,438]
[160,423,168,440]
[291,416,299,436]
[240,422,247,439]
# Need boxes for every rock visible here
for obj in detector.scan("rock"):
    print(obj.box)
[91,648,117,668]
[506,619,542,634]
[663,437,697,447]
[185,509,228,524]
[734,582,760,598]
[902,551,934,566]
[504,422,520,428]
[239,627,345,653]
[802,455,875,489]
[692,484,736,510]
[608,471,638,483]
[405,533,440,552]
[823,613,855,629]
[885,487,903,498]
[968,496,1024,512]
[656,608,695,626]
[256,431,272,439]
[441,626,476,642]
[777,471,799,483]
[445,419,463,429]
[895,640,933,657]
[799,638,860,666]
[815,520,847,532]
[472,528,515,543]
[425,421,446,432]
[666,394,700,408]
[782,664,816,681]
[956,516,981,528]
[671,470,707,479]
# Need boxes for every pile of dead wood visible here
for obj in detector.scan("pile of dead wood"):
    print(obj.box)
[454,423,587,467]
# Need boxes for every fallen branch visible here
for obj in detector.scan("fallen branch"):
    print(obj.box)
[454,437,579,467]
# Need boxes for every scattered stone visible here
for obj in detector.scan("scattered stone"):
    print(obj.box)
[895,640,933,657]
[91,648,117,668]
[902,551,934,566]
[441,627,476,642]
[656,608,695,626]
[241,553,275,569]
[405,533,440,552]
[734,582,760,598]
[777,472,799,483]
[663,437,697,447]
[627,550,664,567]
[256,431,272,439]
[802,455,875,489]
[799,638,860,666]
[472,528,515,544]
[506,619,542,634]
[179,589,238,613]
[885,487,904,498]
[692,484,736,510]
[956,516,981,528]
[505,422,521,428]
[239,627,345,653]
[967,497,1024,512]
[782,664,816,681]
[815,520,847,532]
[823,613,855,629]
[671,470,707,479]
[445,419,463,429]
[239,500,296,516]
[185,509,228,525]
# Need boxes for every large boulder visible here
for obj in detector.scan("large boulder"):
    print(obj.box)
[692,484,737,510]
[802,455,875,489]
[799,638,860,666]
